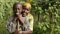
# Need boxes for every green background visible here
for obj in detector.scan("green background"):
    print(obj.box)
[0,0,60,34]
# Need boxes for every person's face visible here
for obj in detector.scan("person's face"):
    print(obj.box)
[13,4,22,14]
[22,5,30,16]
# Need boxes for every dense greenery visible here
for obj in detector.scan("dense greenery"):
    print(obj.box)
[32,0,60,34]
[0,0,60,34]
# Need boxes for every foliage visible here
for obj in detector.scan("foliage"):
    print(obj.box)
[0,0,60,34]
[31,0,60,34]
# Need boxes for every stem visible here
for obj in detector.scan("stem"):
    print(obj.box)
[51,24,54,34]
[38,13,40,22]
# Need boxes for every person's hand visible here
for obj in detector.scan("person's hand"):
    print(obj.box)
[16,13,22,19]
[13,29,20,34]
[16,13,20,17]
[16,12,24,25]
[13,17,18,22]
[13,30,23,34]
[19,31,22,34]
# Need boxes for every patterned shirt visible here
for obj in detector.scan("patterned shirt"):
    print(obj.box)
[6,15,30,33]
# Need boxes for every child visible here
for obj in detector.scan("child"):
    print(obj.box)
[21,2,34,34]
[6,2,30,34]
[22,2,34,31]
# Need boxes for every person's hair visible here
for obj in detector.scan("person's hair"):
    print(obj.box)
[22,2,31,9]
[13,2,22,11]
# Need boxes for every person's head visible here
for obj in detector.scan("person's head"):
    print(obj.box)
[13,2,22,15]
[22,2,31,16]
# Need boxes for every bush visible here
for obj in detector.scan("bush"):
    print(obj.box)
[0,0,60,34]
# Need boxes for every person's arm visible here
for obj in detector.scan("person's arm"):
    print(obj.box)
[18,30,32,34]
[18,15,24,25]
[16,13,24,25]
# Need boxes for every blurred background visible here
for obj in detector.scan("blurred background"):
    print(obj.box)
[0,0,60,34]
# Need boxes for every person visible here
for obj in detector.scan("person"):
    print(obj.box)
[6,2,30,34]
[21,2,34,34]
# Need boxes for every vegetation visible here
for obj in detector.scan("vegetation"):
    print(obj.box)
[0,0,60,34]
